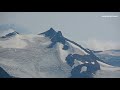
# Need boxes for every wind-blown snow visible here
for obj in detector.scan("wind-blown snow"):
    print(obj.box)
[94,70,120,78]
[0,35,27,49]
[68,41,89,55]
[0,29,15,37]
[56,43,70,63]
[97,60,120,71]
[81,39,120,51]
[78,61,84,65]
[0,28,120,78]
[85,61,89,63]
[0,35,71,78]
[98,50,120,56]
[72,59,83,68]
[91,62,95,64]
[93,60,120,78]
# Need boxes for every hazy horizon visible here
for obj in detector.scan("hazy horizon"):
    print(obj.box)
[0,12,120,51]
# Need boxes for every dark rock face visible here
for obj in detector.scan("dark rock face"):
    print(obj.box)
[1,31,19,38]
[40,28,69,50]
[66,54,100,78]
[48,31,69,49]
[39,28,57,39]
[0,67,12,78]
[71,65,93,78]
[51,31,65,44]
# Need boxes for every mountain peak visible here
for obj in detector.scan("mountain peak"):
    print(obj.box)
[39,28,68,49]
[39,28,57,39]
[1,31,19,38]
[39,28,64,39]
[53,31,64,41]
[49,28,56,32]
[57,31,63,37]
[0,24,19,38]
[46,28,56,34]
[47,30,69,50]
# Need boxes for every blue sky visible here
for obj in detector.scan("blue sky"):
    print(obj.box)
[0,12,120,50]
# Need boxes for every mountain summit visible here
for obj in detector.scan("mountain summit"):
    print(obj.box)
[39,28,57,39]
[0,24,19,38]
[39,28,68,50]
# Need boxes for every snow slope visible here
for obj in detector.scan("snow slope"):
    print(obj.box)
[98,50,120,56]
[0,35,27,49]
[95,50,120,67]
[97,60,120,71]
[0,27,120,78]
[0,30,72,78]
[93,60,120,78]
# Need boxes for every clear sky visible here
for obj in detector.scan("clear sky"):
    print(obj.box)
[0,12,120,50]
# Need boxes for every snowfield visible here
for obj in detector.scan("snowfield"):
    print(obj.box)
[94,70,120,78]
[0,33,72,78]
[0,27,120,78]
[0,29,15,37]
[0,35,27,49]
[94,60,120,78]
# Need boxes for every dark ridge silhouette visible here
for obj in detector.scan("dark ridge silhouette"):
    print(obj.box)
[91,50,103,53]
[39,28,69,50]
[39,28,57,39]
[71,65,94,78]
[1,31,19,38]
[0,67,13,78]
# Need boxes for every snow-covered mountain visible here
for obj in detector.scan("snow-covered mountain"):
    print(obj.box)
[0,24,18,37]
[0,25,26,49]
[0,26,120,78]
[96,50,120,56]
[95,50,120,67]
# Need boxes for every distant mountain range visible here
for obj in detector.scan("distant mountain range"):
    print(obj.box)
[94,50,120,67]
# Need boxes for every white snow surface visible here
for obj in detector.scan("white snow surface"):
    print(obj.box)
[0,29,15,37]
[80,66,87,73]
[94,60,120,78]
[97,60,120,71]
[0,34,72,78]
[56,43,70,63]
[0,33,120,78]
[98,50,120,56]
[94,70,120,78]
[68,41,89,55]
[0,35,27,48]
[91,62,95,64]
[85,61,89,63]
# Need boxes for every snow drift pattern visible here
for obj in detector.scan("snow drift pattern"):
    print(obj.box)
[0,25,120,78]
